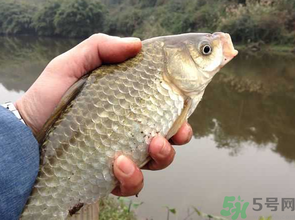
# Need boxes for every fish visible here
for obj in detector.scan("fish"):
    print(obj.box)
[20,32,238,220]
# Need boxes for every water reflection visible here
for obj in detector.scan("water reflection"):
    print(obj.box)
[190,78,295,161]
[0,36,79,91]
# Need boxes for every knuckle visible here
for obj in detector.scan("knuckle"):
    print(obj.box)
[127,177,142,189]
[148,161,159,170]
[46,55,65,72]
[149,160,165,171]
[154,148,175,170]
[88,33,108,42]
[121,181,143,196]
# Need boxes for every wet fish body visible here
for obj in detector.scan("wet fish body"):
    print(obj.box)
[20,33,237,219]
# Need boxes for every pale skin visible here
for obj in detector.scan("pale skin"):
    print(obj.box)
[15,34,193,197]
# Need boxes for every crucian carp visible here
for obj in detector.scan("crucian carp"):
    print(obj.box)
[20,32,238,220]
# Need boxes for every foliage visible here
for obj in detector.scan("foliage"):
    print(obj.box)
[259,216,272,220]
[99,197,141,220]
[0,0,35,35]
[193,207,273,220]
[165,206,176,220]
[0,0,295,45]
[218,0,291,44]
[54,0,107,37]
[106,7,144,36]
[193,207,229,220]
[140,0,158,8]
[0,0,106,37]
[32,0,61,36]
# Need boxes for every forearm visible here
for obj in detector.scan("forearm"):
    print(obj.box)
[0,106,39,220]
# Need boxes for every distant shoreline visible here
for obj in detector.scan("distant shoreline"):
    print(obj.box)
[1,33,294,56]
[235,44,295,55]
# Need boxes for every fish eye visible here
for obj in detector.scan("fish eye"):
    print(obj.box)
[202,44,212,55]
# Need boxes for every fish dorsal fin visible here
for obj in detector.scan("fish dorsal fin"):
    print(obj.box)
[36,75,88,143]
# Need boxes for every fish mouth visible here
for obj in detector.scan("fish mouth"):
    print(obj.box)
[213,32,238,67]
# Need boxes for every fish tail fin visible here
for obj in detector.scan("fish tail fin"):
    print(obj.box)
[66,202,99,220]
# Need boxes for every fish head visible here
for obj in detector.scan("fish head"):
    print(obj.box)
[161,32,238,96]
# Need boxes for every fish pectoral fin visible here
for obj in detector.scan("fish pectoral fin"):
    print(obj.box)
[66,202,99,220]
[36,75,89,143]
[166,98,192,140]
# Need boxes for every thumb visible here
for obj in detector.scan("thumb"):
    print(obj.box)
[47,34,142,80]
[95,34,142,64]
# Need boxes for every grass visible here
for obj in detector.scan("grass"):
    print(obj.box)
[98,199,273,220]
[99,197,140,220]
[194,207,273,220]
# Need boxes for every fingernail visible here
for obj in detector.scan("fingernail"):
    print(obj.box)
[116,155,135,176]
[159,138,170,156]
[121,37,141,42]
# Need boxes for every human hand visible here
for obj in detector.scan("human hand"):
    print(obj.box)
[15,34,193,197]
[112,122,192,196]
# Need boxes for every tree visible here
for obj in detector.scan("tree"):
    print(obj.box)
[54,0,107,37]
[32,0,61,36]
[105,7,144,36]
[0,0,35,35]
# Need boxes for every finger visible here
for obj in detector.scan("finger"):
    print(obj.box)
[170,122,193,145]
[94,34,142,64]
[142,135,176,171]
[47,33,142,80]
[112,155,144,197]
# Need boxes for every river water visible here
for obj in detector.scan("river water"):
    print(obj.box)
[1,36,295,220]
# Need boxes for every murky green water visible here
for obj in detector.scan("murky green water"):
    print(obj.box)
[1,36,295,220]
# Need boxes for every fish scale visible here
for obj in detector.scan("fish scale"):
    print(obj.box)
[20,32,238,219]
[20,40,184,220]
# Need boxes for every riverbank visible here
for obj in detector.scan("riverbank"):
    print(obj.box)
[236,44,295,55]
[1,33,294,57]
[1,0,295,46]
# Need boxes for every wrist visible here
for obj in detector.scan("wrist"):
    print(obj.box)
[15,99,39,136]
[1,102,26,125]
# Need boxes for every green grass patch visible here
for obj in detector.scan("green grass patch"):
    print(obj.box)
[99,197,140,220]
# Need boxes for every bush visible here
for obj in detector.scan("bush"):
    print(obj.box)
[140,0,158,8]
[218,1,290,44]
[185,1,225,32]
[0,0,35,35]
[105,7,144,36]
[54,0,107,37]
[32,0,61,36]
[156,6,190,34]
